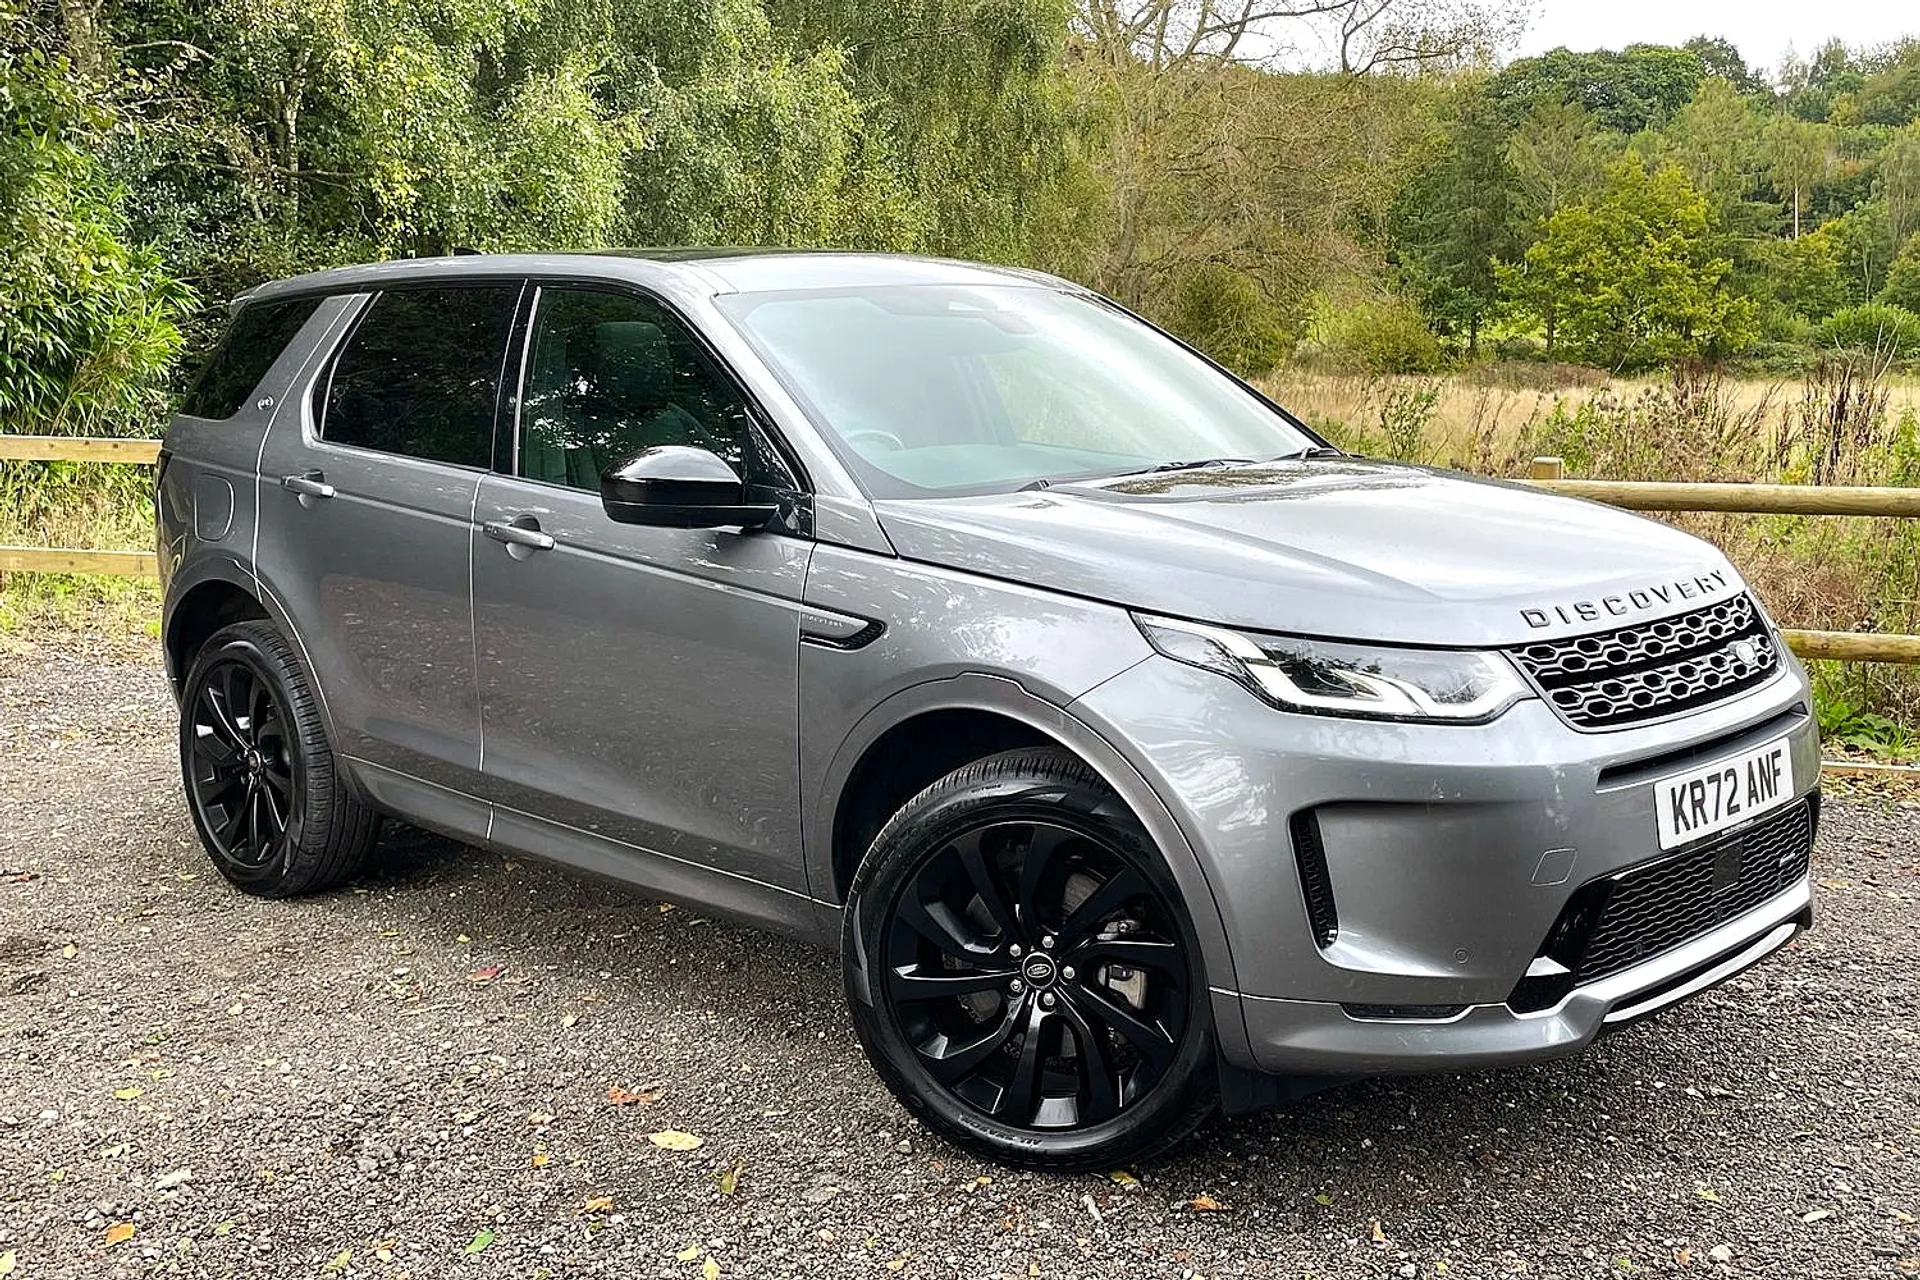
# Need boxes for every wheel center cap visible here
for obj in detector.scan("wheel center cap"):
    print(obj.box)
[1021,954,1058,987]
[244,749,263,773]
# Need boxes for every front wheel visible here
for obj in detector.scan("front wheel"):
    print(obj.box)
[844,748,1216,1170]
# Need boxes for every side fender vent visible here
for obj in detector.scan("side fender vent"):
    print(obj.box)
[1290,809,1339,948]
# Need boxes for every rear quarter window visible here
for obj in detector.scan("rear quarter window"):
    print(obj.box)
[179,297,324,420]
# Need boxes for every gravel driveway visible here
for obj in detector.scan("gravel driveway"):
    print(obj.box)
[1,637,1915,1280]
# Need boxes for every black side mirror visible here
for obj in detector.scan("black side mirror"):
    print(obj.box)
[600,446,776,530]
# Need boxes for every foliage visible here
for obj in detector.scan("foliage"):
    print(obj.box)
[1390,88,1522,355]
[1500,160,1757,369]
[1164,263,1291,376]
[1306,293,1445,374]
[1485,44,1704,135]
[1820,302,1920,361]
[1884,235,1920,312]
[0,16,191,434]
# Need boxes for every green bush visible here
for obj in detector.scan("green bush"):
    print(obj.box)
[1820,303,1920,361]
[1164,264,1292,377]
[1311,295,1446,374]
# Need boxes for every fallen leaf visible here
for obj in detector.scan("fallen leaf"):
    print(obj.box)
[1801,1208,1833,1224]
[1674,1247,1692,1267]
[527,1112,556,1126]
[608,1085,662,1107]
[1107,1170,1138,1188]
[963,1175,993,1192]
[61,942,77,958]
[531,1151,550,1168]
[464,1228,495,1255]
[467,965,504,983]
[716,1161,743,1196]
[676,1245,702,1262]
[647,1129,703,1151]
[1370,1218,1387,1243]
[1694,1187,1721,1202]
[213,1221,235,1237]
[580,1196,613,1215]
[0,1249,14,1275]
[113,1086,143,1101]
[323,1248,352,1272]
[702,1257,721,1280]
[1313,1192,1333,1207]
[1707,1246,1733,1263]
[561,1013,580,1029]
[105,1222,136,1247]
[1189,1194,1226,1212]
[886,1257,909,1273]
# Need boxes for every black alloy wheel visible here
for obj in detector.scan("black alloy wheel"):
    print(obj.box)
[846,749,1216,1169]
[185,655,295,874]
[179,620,379,897]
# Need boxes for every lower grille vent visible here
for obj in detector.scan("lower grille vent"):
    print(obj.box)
[1290,810,1338,948]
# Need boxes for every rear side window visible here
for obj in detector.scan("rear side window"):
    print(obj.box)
[320,285,521,468]
[179,297,323,420]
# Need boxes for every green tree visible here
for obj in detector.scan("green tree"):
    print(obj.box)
[1391,89,1523,355]
[1487,44,1705,134]
[1500,159,1756,368]
[0,21,191,433]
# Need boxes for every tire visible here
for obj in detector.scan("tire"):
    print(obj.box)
[844,748,1217,1170]
[178,620,379,897]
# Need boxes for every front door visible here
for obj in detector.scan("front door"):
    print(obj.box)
[471,284,813,894]
[255,282,522,793]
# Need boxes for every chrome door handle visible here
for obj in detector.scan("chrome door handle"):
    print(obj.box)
[279,471,335,500]
[483,518,555,552]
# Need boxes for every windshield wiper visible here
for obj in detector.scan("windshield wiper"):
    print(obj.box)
[1272,445,1346,461]
[1125,456,1264,476]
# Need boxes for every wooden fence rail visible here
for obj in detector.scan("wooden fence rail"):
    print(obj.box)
[1,436,160,577]
[5,438,1920,666]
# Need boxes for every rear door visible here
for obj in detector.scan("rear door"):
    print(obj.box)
[470,283,814,895]
[255,282,523,794]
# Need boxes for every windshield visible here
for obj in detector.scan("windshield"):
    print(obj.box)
[715,283,1318,498]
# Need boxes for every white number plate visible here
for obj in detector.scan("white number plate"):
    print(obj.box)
[1655,737,1793,850]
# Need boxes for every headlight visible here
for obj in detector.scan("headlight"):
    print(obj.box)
[1135,614,1529,723]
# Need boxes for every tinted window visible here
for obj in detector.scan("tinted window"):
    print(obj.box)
[322,285,520,467]
[179,297,323,420]
[518,287,789,492]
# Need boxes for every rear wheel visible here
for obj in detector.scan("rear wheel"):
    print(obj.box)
[179,621,379,897]
[845,748,1216,1169]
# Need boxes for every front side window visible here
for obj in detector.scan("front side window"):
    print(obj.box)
[716,284,1317,498]
[516,287,788,492]
[321,285,521,467]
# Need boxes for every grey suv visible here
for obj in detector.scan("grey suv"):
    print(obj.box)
[158,251,1818,1169]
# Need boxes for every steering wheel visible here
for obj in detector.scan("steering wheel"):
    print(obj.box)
[844,428,907,452]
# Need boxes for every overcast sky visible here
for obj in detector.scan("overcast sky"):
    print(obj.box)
[1515,0,1915,73]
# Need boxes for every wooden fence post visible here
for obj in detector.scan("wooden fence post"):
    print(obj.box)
[1529,456,1566,481]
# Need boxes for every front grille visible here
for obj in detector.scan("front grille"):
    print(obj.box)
[1507,594,1780,730]
[1576,799,1813,982]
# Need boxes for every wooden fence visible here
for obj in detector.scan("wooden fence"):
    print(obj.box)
[0,436,162,577]
[3,436,1920,669]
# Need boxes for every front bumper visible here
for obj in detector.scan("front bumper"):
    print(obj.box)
[1068,652,1819,1075]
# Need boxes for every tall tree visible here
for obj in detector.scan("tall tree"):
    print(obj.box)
[1391,88,1522,355]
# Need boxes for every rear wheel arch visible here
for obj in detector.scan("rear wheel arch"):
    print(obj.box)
[166,578,269,695]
